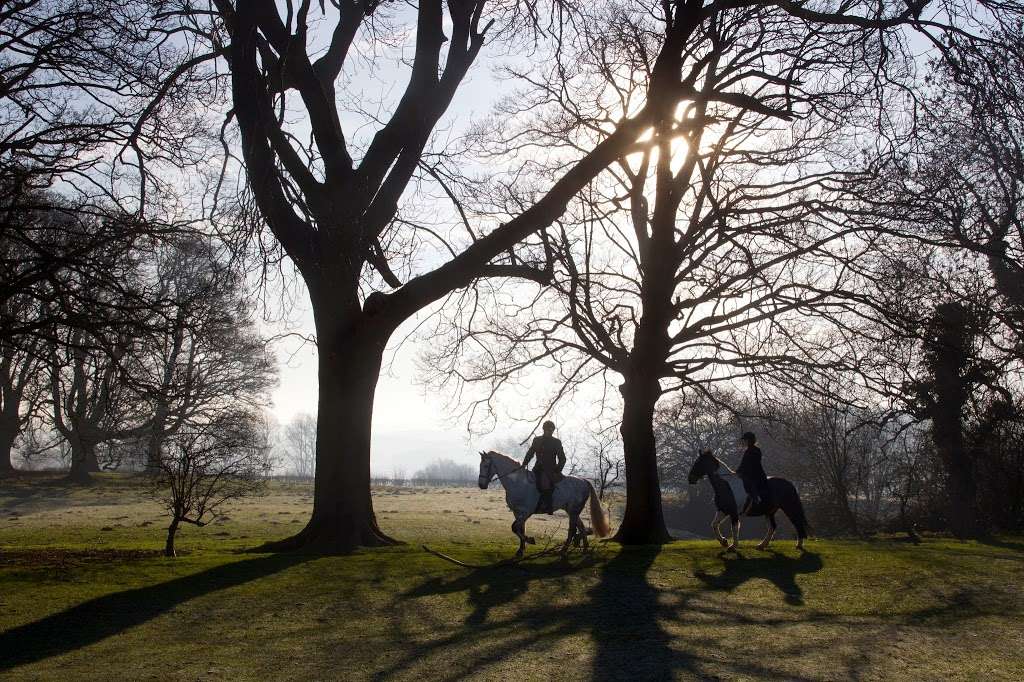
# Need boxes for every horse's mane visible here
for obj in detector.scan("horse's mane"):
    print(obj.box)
[487,450,520,468]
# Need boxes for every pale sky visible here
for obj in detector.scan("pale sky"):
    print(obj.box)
[262,13,568,476]
[265,284,612,476]
[267,293,534,477]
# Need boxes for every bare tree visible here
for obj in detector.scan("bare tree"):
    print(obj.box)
[883,37,1024,338]
[159,0,785,552]
[422,0,998,542]
[0,0,217,337]
[136,238,277,470]
[0,339,42,474]
[850,235,1022,537]
[46,326,154,482]
[584,430,624,502]
[281,413,317,479]
[413,458,476,482]
[390,463,407,485]
[151,409,271,557]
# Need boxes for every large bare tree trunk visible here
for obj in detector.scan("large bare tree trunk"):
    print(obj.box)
[615,374,671,545]
[146,413,166,472]
[932,405,978,538]
[146,434,163,472]
[67,434,99,484]
[165,516,179,557]
[0,421,16,475]
[612,237,675,544]
[925,301,980,538]
[263,287,398,552]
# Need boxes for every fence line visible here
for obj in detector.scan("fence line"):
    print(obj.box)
[269,475,489,488]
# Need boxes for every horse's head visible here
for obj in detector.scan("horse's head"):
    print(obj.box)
[687,449,719,484]
[478,451,494,489]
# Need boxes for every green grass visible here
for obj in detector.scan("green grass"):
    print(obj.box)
[1,474,1022,680]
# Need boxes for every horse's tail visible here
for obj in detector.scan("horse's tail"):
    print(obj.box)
[587,481,611,538]
[787,486,810,540]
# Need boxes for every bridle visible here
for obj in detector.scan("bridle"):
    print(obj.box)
[479,452,527,487]
[688,452,721,484]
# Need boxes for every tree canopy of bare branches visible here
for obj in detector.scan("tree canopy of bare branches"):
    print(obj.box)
[419,0,1024,541]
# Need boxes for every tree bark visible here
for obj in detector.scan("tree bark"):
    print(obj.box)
[0,361,22,476]
[0,421,16,475]
[66,434,99,484]
[614,375,672,544]
[925,302,981,538]
[932,410,978,538]
[146,418,165,472]
[262,296,399,553]
[165,516,179,557]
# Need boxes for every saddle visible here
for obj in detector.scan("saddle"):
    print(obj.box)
[742,493,772,516]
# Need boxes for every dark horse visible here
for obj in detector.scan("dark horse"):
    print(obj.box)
[687,450,809,551]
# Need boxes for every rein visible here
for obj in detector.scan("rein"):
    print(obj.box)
[482,458,527,485]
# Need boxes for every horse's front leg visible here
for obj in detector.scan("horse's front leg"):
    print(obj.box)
[711,511,728,547]
[757,513,777,550]
[512,516,528,558]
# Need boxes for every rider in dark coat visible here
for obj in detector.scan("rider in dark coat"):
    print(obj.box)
[736,431,770,512]
[523,420,566,514]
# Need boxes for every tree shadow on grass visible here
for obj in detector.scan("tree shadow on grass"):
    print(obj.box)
[978,537,1024,554]
[375,545,824,681]
[693,550,824,606]
[0,477,76,511]
[0,553,310,672]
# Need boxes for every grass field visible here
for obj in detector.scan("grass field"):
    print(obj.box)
[1,474,1022,681]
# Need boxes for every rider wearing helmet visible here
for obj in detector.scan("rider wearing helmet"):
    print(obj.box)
[522,420,566,514]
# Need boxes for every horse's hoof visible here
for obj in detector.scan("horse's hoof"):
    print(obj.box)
[756,543,768,551]
[515,550,524,559]
[726,544,737,552]
[718,538,729,548]
[526,536,536,545]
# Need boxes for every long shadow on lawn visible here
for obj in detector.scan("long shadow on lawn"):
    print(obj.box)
[378,545,824,681]
[694,550,824,605]
[0,553,309,671]
[979,537,1024,554]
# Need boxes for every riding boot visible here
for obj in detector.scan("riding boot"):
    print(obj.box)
[541,490,554,515]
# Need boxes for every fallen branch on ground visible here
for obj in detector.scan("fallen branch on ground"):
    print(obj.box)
[420,543,571,568]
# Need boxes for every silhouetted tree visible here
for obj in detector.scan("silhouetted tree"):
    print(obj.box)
[171,0,765,551]
[413,458,476,482]
[151,409,271,557]
[421,0,996,542]
[911,301,995,537]
[281,413,316,479]
[0,338,41,474]
[136,238,277,470]
[856,241,1017,537]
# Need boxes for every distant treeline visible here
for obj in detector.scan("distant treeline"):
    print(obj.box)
[270,475,486,489]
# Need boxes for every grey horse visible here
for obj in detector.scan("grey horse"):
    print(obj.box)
[478,450,611,557]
